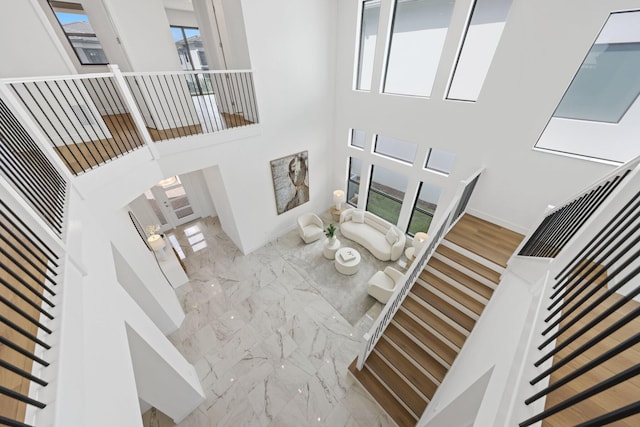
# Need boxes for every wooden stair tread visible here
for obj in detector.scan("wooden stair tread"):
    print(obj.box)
[436,244,501,284]
[429,257,495,300]
[402,297,466,349]
[375,337,438,399]
[384,324,447,383]
[445,214,524,268]
[366,352,427,417]
[420,271,485,316]
[348,360,417,427]
[411,284,476,332]
[394,310,458,366]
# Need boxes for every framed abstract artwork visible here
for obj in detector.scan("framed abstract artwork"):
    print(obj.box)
[270,151,309,214]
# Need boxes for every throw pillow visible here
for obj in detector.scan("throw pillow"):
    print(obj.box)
[352,210,365,223]
[385,227,398,245]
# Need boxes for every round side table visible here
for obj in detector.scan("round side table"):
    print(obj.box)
[335,247,361,275]
[323,238,341,259]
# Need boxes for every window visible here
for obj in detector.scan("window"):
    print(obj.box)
[374,134,417,164]
[347,157,363,206]
[447,0,514,101]
[366,165,408,225]
[407,181,442,236]
[171,26,211,96]
[351,129,366,149]
[553,42,640,123]
[425,148,456,174]
[384,0,455,97]
[355,0,381,91]
[49,1,108,65]
[535,11,640,163]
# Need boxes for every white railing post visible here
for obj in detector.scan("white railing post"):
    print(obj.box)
[107,64,159,160]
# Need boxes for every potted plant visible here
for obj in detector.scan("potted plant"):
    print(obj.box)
[325,223,337,242]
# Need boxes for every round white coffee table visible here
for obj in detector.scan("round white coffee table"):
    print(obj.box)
[335,247,361,275]
[323,238,341,259]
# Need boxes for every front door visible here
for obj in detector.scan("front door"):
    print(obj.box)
[145,176,199,232]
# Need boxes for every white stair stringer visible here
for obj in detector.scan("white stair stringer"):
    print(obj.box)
[425,265,490,305]
[441,239,506,275]
[432,251,498,290]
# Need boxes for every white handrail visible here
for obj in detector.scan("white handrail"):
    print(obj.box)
[121,69,254,77]
[545,154,640,217]
[515,158,640,258]
[0,69,255,85]
[356,169,483,370]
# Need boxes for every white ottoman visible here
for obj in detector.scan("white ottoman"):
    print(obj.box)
[335,247,361,275]
[323,238,341,259]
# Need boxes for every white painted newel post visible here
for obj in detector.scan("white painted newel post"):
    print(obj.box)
[107,64,159,160]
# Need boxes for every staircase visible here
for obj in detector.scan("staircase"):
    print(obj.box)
[349,214,524,426]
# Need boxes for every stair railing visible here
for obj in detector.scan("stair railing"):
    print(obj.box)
[516,154,640,259]
[356,168,484,370]
[0,183,65,427]
[518,164,640,427]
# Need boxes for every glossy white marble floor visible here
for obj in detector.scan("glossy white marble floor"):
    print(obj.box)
[143,215,398,427]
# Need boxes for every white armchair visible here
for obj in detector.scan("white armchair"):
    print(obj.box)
[297,212,324,244]
[367,266,404,304]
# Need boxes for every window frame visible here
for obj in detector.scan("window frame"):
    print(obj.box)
[347,157,362,207]
[365,164,406,225]
[355,0,381,91]
[49,1,109,66]
[424,148,455,175]
[406,181,437,237]
[373,134,417,165]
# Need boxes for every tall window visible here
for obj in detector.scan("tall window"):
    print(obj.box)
[384,0,455,97]
[49,1,108,65]
[347,157,363,206]
[374,135,418,164]
[355,0,381,91]
[170,26,211,95]
[447,0,514,101]
[366,165,408,225]
[407,181,442,236]
[536,11,640,163]
[425,148,456,175]
[553,42,640,123]
[351,129,366,149]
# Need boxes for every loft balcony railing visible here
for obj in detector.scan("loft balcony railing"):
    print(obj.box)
[0,97,68,236]
[0,195,63,427]
[0,67,259,176]
[356,168,483,370]
[517,155,640,259]
[518,161,640,427]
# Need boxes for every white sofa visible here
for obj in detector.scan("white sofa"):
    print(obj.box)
[339,208,406,261]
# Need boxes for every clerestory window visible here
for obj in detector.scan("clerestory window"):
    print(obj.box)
[49,1,108,65]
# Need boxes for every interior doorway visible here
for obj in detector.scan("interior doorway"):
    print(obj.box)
[144,176,199,233]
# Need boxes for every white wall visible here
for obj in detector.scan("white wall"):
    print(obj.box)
[334,0,639,235]
[0,0,74,77]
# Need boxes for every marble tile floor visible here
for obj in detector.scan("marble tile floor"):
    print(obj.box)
[142,213,407,427]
